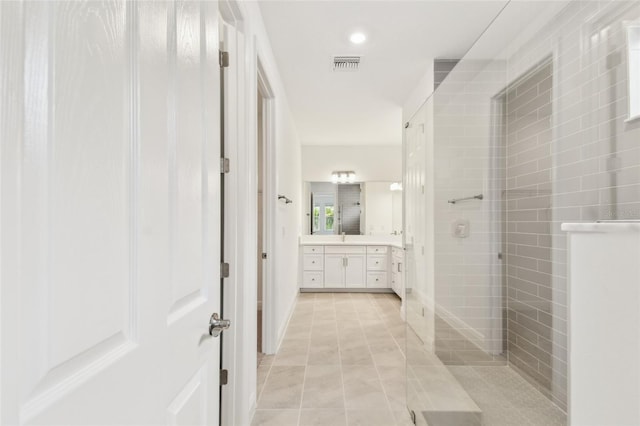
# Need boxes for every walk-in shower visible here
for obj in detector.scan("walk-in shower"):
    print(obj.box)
[404,1,640,425]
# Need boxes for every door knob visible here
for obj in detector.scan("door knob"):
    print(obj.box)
[209,313,231,337]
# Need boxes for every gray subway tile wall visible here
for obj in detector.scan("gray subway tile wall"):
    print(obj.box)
[428,0,640,412]
[337,184,362,235]
[434,59,460,91]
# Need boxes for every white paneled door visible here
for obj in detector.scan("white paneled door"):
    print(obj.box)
[1,1,222,425]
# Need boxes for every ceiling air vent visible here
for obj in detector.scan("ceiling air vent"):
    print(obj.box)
[332,56,361,72]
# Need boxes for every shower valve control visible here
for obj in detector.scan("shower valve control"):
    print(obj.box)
[452,219,470,238]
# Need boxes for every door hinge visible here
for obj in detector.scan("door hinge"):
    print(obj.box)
[220,369,228,385]
[219,50,229,68]
[221,262,230,278]
[220,157,230,174]
[261,253,268,259]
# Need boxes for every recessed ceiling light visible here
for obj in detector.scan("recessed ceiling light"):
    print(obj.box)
[349,32,366,44]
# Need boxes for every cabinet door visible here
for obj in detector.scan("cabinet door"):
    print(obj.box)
[324,254,345,288]
[391,272,401,296]
[345,255,366,288]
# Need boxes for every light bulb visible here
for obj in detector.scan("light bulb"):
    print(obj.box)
[349,32,366,44]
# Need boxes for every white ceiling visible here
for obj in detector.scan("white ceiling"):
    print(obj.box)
[258,0,508,146]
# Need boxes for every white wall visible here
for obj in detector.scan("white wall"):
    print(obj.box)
[363,182,394,235]
[403,62,434,123]
[392,191,402,235]
[301,145,401,182]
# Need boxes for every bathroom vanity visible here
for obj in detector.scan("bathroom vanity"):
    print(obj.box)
[298,236,404,298]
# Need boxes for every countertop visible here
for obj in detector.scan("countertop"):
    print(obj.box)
[299,235,403,248]
[561,222,640,232]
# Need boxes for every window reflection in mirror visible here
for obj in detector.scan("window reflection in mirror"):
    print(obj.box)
[312,193,335,234]
[304,181,402,236]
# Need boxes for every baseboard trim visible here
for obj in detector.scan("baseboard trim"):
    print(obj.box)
[274,292,297,353]
[299,288,395,294]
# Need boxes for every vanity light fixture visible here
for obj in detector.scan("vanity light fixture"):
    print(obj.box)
[349,32,366,44]
[390,182,403,191]
[331,171,356,184]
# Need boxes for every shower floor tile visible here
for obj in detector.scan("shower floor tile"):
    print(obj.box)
[422,411,481,426]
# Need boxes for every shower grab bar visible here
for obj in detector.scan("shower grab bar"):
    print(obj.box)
[448,194,483,204]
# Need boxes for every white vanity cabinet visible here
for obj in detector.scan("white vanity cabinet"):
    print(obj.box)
[366,246,388,288]
[390,247,404,297]
[301,246,324,288]
[300,243,401,292]
[324,246,366,288]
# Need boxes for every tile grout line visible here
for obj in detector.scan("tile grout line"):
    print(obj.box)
[336,294,349,426]
[369,295,404,426]
[255,355,274,411]
[296,293,315,426]
[355,294,393,424]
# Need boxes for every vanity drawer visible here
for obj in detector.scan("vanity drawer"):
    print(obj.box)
[303,245,324,254]
[325,245,366,254]
[303,271,323,288]
[367,255,387,271]
[367,246,388,254]
[367,272,388,288]
[303,254,324,270]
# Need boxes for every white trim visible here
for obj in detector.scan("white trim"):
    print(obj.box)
[257,59,278,355]
[488,92,506,356]
[218,2,250,425]
[274,292,298,353]
[626,24,640,122]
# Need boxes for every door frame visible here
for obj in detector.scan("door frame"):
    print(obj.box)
[219,1,243,425]
[256,59,277,355]
[488,91,507,356]
[218,2,280,423]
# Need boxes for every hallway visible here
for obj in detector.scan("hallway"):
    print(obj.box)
[252,293,412,426]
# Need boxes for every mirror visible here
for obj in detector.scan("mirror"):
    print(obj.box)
[302,181,402,235]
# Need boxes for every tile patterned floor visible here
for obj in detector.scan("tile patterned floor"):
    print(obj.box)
[406,322,567,426]
[253,292,567,426]
[252,292,413,426]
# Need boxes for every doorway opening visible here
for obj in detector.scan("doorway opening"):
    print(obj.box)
[256,60,276,365]
[257,90,265,363]
[257,87,265,361]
